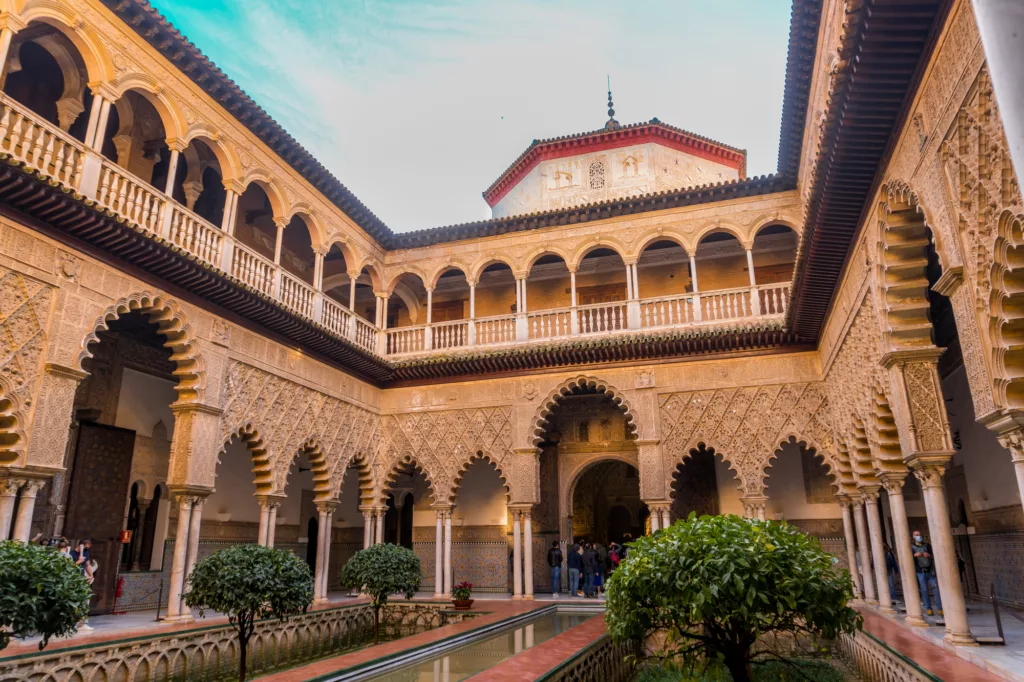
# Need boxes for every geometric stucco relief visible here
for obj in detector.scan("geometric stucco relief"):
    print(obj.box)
[659,381,839,496]
[376,406,514,504]
[220,361,379,496]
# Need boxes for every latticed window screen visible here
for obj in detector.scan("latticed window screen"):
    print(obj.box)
[589,161,606,189]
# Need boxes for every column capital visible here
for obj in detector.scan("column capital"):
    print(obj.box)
[315,500,339,513]
[880,346,945,369]
[877,472,906,494]
[0,12,28,33]
[256,494,286,510]
[910,462,947,489]
[857,484,881,502]
[835,494,852,508]
[168,485,212,504]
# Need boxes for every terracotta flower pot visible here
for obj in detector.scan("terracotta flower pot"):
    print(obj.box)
[452,598,474,610]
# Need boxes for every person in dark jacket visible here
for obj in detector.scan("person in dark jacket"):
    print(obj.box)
[582,543,598,597]
[567,542,583,597]
[547,541,563,597]
[912,530,942,615]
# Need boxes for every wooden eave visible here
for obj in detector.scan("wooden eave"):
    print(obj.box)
[787,0,952,342]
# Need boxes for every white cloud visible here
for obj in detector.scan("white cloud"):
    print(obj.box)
[154,0,790,232]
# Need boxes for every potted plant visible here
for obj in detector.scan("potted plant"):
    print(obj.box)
[452,581,474,610]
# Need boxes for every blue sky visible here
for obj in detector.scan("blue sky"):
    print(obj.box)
[150,0,793,232]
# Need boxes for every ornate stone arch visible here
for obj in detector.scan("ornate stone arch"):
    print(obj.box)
[282,209,325,252]
[693,223,749,250]
[760,433,841,496]
[989,209,1024,409]
[469,254,517,283]
[383,267,429,296]
[17,3,115,83]
[530,375,638,449]
[78,292,205,405]
[0,373,28,465]
[373,453,438,507]
[351,260,384,291]
[426,262,472,289]
[629,230,690,262]
[277,438,332,502]
[108,74,187,140]
[668,441,744,496]
[447,450,510,505]
[521,246,572,273]
[218,424,273,495]
[333,454,374,508]
[562,452,639,519]
[238,170,288,220]
[567,239,630,271]
[181,126,242,184]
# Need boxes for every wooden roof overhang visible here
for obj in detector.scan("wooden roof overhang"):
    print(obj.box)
[787,0,951,341]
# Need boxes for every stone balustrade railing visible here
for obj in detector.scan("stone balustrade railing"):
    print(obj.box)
[0,93,791,362]
[836,629,940,681]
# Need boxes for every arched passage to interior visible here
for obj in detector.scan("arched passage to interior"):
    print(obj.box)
[670,444,743,522]
[2,21,91,136]
[233,182,280,260]
[471,261,517,344]
[449,456,510,594]
[49,310,179,614]
[177,138,226,224]
[763,438,842,534]
[321,244,351,306]
[636,238,692,326]
[751,224,797,314]
[575,247,628,332]
[570,460,645,545]
[534,378,638,594]
[430,266,472,349]
[279,214,317,285]
[524,254,572,338]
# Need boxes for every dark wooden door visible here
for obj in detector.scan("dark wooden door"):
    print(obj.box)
[64,422,136,614]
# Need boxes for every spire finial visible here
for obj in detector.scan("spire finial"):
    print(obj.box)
[605,75,620,130]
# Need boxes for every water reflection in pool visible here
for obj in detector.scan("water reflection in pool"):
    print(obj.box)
[366,612,592,681]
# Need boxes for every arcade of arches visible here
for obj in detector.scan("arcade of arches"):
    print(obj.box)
[1,0,1024,656]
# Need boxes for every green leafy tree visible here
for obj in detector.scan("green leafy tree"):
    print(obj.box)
[184,544,313,682]
[606,514,861,682]
[340,543,421,644]
[0,540,92,650]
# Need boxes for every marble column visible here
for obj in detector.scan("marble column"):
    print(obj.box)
[863,488,894,614]
[881,475,926,626]
[182,496,205,597]
[444,510,453,597]
[0,479,20,540]
[660,506,671,530]
[166,494,194,621]
[12,480,43,542]
[915,465,976,645]
[375,508,385,545]
[266,501,280,548]
[257,498,272,546]
[512,509,523,598]
[838,498,862,598]
[523,508,534,600]
[433,508,444,598]
[132,498,151,571]
[852,499,877,603]
[649,508,660,533]
[315,502,336,603]
[362,510,373,548]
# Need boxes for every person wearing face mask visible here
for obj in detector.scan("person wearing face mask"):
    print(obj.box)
[911,530,942,616]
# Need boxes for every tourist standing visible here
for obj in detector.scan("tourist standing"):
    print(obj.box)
[911,530,942,616]
[547,540,563,598]
[884,542,899,602]
[567,542,582,597]
[582,543,598,598]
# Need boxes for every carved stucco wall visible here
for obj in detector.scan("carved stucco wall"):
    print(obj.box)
[658,381,839,498]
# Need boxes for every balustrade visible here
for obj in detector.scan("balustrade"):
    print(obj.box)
[0,95,83,190]
[475,314,517,346]
[528,309,573,340]
[577,301,627,335]
[167,204,223,264]
[432,320,470,350]
[386,326,426,355]
[280,272,316,318]
[0,95,797,362]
